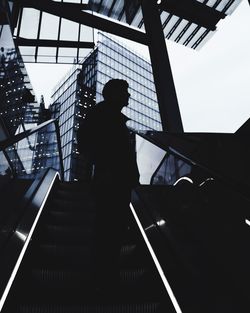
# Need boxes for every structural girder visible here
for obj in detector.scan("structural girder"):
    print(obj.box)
[14,37,95,49]
[158,0,225,31]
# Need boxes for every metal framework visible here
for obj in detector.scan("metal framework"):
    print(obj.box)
[8,0,243,131]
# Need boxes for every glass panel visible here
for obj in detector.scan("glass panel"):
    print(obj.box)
[79,48,92,58]
[206,0,219,7]
[39,12,60,40]
[36,56,57,63]
[131,7,143,27]
[216,0,230,12]
[19,8,40,39]
[164,15,180,36]
[60,18,79,41]
[38,47,57,56]
[151,153,192,185]
[111,0,125,19]
[225,0,242,15]
[172,19,189,41]
[58,56,76,63]
[19,46,36,56]
[0,151,11,177]
[21,55,36,62]
[186,26,206,48]
[62,0,81,2]
[1,25,15,49]
[3,122,62,179]
[80,25,93,42]
[178,23,198,45]
[135,134,166,184]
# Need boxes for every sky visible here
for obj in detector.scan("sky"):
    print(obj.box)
[25,0,250,133]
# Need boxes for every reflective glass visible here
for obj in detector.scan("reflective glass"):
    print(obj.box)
[60,18,79,41]
[36,56,57,63]
[39,12,60,40]
[135,135,166,184]
[206,0,219,7]
[19,8,40,39]
[80,25,93,42]
[38,47,57,56]
[2,122,63,179]
[0,151,11,176]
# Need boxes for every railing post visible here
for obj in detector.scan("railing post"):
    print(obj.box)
[54,119,64,181]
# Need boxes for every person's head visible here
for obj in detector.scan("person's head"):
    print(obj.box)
[102,79,130,110]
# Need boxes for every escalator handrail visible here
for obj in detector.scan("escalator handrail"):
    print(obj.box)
[0,168,60,312]
[0,119,64,181]
[134,130,206,178]
[0,119,56,151]
[133,130,250,200]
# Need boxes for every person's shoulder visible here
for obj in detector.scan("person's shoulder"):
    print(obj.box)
[87,101,106,117]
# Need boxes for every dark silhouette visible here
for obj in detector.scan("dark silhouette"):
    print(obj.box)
[77,79,140,289]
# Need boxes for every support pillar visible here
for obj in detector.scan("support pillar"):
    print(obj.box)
[141,0,184,132]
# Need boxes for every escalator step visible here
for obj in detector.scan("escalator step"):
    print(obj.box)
[53,189,93,201]
[48,199,95,212]
[18,303,162,313]
[120,244,136,256]
[31,268,92,287]
[46,211,95,225]
[38,225,94,244]
[33,244,92,266]
[30,268,148,286]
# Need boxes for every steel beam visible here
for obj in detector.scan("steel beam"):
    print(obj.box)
[17,0,148,45]
[14,37,95,49]
[141,0,183,132]
[159,0,225,31]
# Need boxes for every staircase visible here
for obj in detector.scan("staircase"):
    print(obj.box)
[2,181,175,313]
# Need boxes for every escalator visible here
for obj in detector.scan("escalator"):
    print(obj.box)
[1,180,175,313]
[1,122,250,313]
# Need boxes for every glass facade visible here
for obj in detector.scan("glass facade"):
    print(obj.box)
[0,1,38,136]
[50,33,163,181]
[95,33,162,131]
[50,66,95,181]
[0,1,55,180]
[2,121,63,179]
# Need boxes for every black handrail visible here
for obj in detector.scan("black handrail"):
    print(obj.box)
[0,119,64,181]
[133,130,250,200]
[0,119,56,151]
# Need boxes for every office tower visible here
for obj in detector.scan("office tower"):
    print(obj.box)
[50,66,95,181]
[0,47,36,136]
[84,33,162,131]
[50,33,161,181]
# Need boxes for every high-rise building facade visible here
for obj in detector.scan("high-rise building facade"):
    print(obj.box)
[83,33,162,131]
[50,33,162,181]
[50,66,95,181]
[0,1,49,179]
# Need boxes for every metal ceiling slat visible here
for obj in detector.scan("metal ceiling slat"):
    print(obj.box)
[166,18,182,40]
[174,20,191,42]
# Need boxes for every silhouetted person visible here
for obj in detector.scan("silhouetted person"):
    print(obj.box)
[77,79,140,289]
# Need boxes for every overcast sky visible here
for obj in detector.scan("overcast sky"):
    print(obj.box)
[25,0,250,133]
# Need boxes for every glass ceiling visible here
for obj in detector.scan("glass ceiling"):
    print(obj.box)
[10,0,243,64]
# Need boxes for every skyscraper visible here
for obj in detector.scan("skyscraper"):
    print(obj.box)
[50,33,162,181]
[83,32,162,131]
